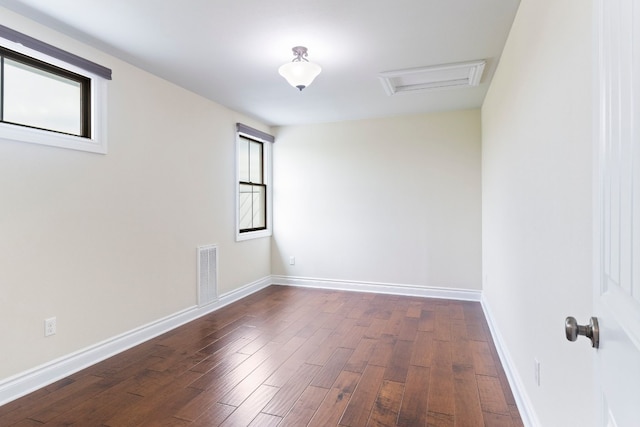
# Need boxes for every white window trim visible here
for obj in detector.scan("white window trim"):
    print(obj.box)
[235,129,273,241]
[0,36,108,154]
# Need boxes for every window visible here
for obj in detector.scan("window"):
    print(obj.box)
[1,47,90,137]
[0,25,110,153]
[238,136,266,231]
[236,123,273,240]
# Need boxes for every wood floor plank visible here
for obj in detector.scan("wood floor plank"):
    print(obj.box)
[8,419,45,427]
[449,302,465,320]
[364,317,388,339]
[248,412,283,427]
[44,379,145,425]
[452,364,484,427]
[427,339,455,418]
[186,351,251,392]
[279,385,328,427]
[382,307,406,336]
[199,324,262,356]
[26,375,111,423]
[339,325,370,349]
[218,384,279,427]
[406,301,423,318]
[383,339,413,382]
[347,297,375,320]
[396,365,430,427]
[236,333,274,356]
[269,304,327,344]
[106,385,202,427]
[339,364,385,426]
[371,295,393,320]
[434,304,451,342]
[344,337,377,373]
[427,410,455,427]
[263,326,332,387]
[450,318,468,341]
[206,340,282,394]
[218,336,306,407]
[295,311,332,338]
[190,338,253,374]
[310,347,354,388]
[366,380,404,427]
[409,331,433,368]
[307,318,357,366]
[463,303,491,342]
[174,353,251,421]
[397,316,419,342]
[482,411,517,427]
[418,309,435,332]
[90,341,163,379]
[0,380,66,424]
[262,363,320,417]
[476,374,510,415]
[368,334,397,367]
[450,336,474,367]
[308,370,361,427]
[509,404,525,427]
[187,402,235,427]
[470,340,499,377]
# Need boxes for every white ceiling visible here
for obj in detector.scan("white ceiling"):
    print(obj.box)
[0,0,520,126]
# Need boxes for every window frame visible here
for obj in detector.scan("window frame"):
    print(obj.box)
[0,33,108,154]
[235,124,273,241]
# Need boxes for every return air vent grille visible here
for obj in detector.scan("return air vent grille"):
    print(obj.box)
[379,60,486,95]
[197,245,218,307]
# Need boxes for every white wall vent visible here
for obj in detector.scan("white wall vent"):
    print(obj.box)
[379,60,486,95]
[197,244,218,306]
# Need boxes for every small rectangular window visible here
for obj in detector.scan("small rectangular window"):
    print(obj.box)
[1,48,90,137]
[0,25,110,154]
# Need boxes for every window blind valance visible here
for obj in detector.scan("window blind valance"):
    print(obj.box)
[236,123,274,143]
[0,24,112,80]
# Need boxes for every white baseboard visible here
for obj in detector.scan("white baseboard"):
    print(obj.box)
[481,295,540,427]
[0,276,271,407]
[272,275,482,301]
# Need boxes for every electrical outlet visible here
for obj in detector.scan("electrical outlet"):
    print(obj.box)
[534,358,541,386]
[44,317,57,337]
[289,256,295,265]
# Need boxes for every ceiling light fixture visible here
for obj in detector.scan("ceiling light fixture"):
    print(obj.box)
[278,46,321,91]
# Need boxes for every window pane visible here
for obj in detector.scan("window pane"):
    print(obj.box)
[249,140,262,184]
[238,138,249,182]
[3,58,82,135]
[239,183,265,231]
[239,183,253,230]
[251,185,266,229]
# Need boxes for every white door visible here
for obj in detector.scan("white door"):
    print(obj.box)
[593,0,640,425]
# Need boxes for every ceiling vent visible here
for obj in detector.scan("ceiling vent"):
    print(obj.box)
[379,60,486,95]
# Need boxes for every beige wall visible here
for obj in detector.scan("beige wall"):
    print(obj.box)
[0,8,271,380]
[272,110,482,291]
[482,0,594,424]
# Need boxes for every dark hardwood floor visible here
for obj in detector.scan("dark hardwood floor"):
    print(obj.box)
[0,285,523,426]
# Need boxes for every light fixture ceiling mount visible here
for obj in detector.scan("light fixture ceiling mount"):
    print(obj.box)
[278,46,322,91]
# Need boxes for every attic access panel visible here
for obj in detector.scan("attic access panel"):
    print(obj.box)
[379,60,486,95]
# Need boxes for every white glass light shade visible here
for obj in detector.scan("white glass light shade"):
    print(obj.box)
[278,61,321,91]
